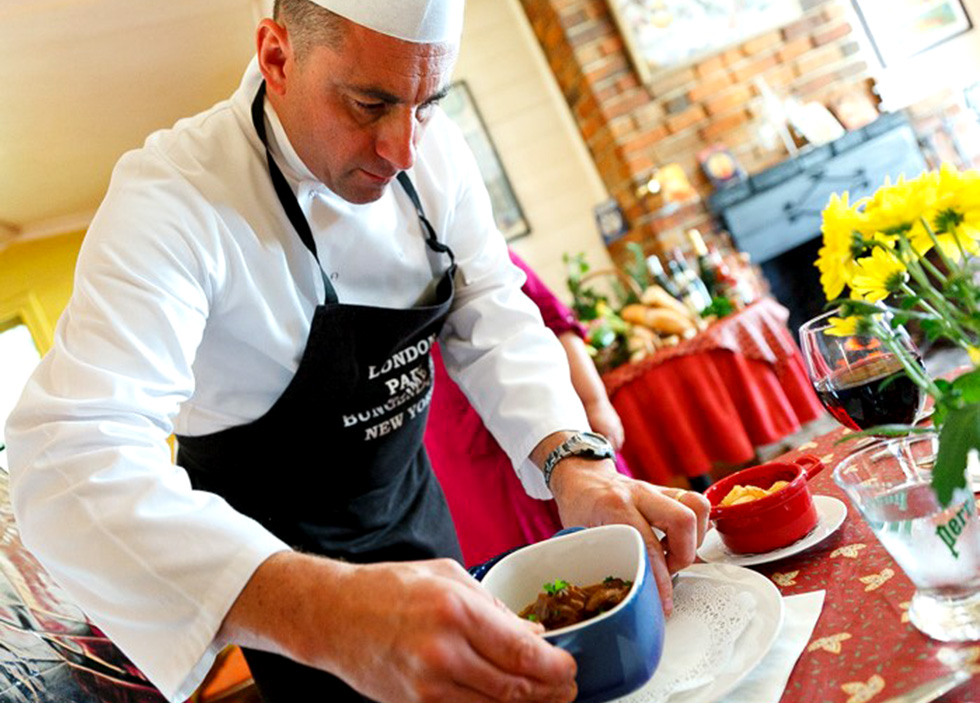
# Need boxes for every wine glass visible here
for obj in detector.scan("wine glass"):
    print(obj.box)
[799,309,925,438]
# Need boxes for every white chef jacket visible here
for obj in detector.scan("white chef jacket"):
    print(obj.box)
[5,58,588,701]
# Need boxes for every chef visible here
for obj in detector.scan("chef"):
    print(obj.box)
[5,1,709,702]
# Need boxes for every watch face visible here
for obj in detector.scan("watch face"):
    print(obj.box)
[543,431,614,488]
[578,432,614,455]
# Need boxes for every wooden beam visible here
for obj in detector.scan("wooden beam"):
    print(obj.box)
[0,220,20,245]
[18,211,94,242]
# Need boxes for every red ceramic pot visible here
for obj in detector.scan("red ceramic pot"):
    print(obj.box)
[703,455,824,554]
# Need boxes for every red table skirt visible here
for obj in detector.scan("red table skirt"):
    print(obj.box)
[611,347,825,486]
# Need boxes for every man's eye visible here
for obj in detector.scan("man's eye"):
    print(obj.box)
[354,100,385,113]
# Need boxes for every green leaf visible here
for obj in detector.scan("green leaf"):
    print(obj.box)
[952,369,980,404]
[876,373,901,392]
[932,404,979,506]
[701,296,735,318]
[920,319,945,341]
[837,299,886,318]
[624,242,650,291]
[833,425,934,444]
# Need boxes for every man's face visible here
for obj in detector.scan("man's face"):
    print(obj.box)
[273,24,459,204]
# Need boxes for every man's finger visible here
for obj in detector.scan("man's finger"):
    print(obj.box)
[463,590,578,685]
[609,508,675,614]
[673,489,711,545]
[634,488,699,575]
[450,638,578,703]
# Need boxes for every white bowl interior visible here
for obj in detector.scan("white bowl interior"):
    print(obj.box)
[481,525,646,632]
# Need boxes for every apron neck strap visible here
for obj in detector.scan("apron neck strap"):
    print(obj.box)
[395,172,456,267]
[251,83,338,305]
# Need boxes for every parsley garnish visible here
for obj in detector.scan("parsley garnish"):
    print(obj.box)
[543,579,570,595]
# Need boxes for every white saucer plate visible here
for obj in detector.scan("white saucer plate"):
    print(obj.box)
[696,495,848,567]
[612,563,785,703]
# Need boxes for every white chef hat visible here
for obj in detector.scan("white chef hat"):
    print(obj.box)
[308,0,464,44]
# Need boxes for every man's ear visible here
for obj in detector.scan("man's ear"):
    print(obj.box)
[256,18,291,96]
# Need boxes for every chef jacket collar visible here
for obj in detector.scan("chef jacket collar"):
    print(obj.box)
[264,99,322,194]
[233,57,324,197]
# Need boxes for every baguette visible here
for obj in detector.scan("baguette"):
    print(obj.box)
[640,285,694,320]
[621,304,695,335]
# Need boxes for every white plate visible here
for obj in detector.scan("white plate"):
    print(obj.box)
[696,495,848,567]
[612,563,784,703]
[669,565,784,703]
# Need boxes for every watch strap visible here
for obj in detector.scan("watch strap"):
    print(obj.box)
[542,431,614,490]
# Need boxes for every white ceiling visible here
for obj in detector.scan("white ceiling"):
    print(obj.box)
[0,0,270,243]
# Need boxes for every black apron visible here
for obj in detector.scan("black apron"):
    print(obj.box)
[175,84,462,703]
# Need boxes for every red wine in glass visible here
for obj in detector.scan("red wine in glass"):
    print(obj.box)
[814,354,923,431]
[800,310,925,434]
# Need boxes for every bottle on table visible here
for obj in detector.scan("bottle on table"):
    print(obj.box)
[726,251,763,306]
[645,254,681,299]
[686,228,739,303]
[667,248,711,315]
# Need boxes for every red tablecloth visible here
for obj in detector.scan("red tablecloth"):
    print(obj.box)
[602,298,825,487]
[759,429,980,702]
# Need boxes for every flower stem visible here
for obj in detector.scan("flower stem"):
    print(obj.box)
[916,254,950,286]
[921,217,959,274]
[898,283,942,318]
[898,235,972,338]
[869,318,942,398]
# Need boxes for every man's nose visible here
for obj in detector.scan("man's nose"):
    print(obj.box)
[376,110,417,172]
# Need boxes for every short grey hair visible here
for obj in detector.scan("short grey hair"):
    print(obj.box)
[272,0,347,59]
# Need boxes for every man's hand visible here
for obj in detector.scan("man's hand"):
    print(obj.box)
[546,457,710,614]
[222,552,578,703]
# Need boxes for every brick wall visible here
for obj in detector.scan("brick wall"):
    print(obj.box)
[519,0,873,262]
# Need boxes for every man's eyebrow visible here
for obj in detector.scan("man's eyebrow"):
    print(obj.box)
[422,85,451,107]
[347,85,451,107]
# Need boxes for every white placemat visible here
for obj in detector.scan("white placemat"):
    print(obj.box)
[719,590,825,703]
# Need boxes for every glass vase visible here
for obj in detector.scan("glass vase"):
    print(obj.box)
[834,433,980,642]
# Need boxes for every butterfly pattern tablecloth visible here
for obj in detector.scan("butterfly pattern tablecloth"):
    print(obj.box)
[750,426,980,703]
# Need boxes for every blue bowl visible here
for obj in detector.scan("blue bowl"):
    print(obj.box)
[480,525,664,703]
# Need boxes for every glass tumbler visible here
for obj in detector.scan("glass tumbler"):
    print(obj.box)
[834,434,980,642]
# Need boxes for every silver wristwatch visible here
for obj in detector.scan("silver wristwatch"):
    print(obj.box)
[542,431,615,490]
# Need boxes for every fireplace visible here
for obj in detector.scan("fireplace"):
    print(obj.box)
[709,113,930,341]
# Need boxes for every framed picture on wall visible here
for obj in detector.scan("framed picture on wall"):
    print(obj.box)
[851,0,973,66]
[606,0,806,84]
[441,81,530,241]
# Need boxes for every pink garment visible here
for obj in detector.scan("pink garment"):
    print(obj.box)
[425,250,629,567]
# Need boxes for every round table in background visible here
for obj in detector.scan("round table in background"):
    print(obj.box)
[602,297,825,488]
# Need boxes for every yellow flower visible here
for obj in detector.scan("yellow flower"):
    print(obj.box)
[816,192,865,300]
[863,173,938,238]
[918,163,980,260]
[826,316,861,337]
[909,228,980,261]
[850,247,908,303]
